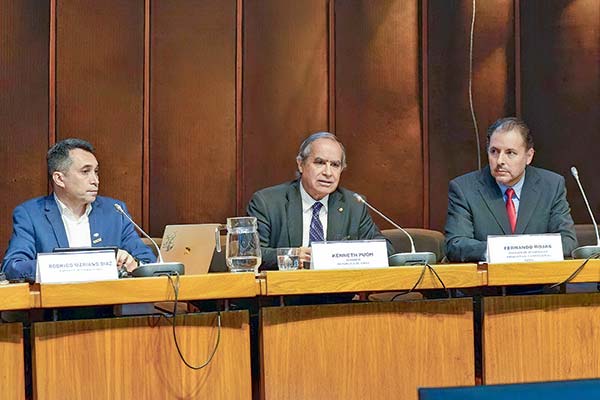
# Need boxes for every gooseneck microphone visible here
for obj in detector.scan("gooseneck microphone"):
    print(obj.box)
[352,193,436,266]
[114,204,184,277]
[570,167,600,259]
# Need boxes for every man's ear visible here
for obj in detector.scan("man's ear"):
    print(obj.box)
[52,171,65,188]
[526,148,535,165]
[296,159,303,174]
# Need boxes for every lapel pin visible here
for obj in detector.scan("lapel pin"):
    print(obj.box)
[93,237,102,244]
[338,207,343,212]
[93,233,99,237]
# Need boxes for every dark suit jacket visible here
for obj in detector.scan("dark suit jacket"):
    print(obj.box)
[247,180,395,269]
[2,195,156,281]
[445,165,577,262]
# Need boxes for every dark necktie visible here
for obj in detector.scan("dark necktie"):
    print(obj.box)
[309,202,325,244]
[505,188,517,233]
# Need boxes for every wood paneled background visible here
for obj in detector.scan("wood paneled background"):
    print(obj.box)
[1,0,598,255]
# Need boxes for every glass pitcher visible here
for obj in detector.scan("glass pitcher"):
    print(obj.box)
[224,217,262,274]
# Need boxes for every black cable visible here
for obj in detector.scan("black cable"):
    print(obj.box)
[549,253,600,289]
[165,273,222,370]
[390,263,449,301]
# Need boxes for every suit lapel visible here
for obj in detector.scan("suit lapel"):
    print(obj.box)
[285,182,303,246]
[327,190,345,240]
[44,195,69,248]
[477,167,512,234]
[515,167,541,234]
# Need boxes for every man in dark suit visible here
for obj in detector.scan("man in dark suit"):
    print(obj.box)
[445,117,577,262]
[247,132,394,270]
[2,138,155,281]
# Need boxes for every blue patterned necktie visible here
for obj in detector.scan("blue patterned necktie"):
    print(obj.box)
[309,202,325,245]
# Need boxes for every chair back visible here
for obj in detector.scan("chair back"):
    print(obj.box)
[382,228,445,262]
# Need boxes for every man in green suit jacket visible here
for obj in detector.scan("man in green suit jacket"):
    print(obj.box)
[247,132,394,270]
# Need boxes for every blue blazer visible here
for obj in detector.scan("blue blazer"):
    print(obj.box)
[2,195,156,281]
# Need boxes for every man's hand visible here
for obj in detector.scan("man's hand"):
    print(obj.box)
[298,246,312,268]
[116,249,138,272]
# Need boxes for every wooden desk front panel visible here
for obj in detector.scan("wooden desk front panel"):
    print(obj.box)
[32,311,251,400]
[261,299,474,400]
[0,323,25,400]
[484,293,600,384]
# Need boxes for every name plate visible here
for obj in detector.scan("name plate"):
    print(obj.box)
[487,233,564,263]
[311,239,389,270]
[36,250,118,283]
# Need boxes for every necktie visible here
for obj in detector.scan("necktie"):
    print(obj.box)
[309,202,325,244]
[505,188,517,233]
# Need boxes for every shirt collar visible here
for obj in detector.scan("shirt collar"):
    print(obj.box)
[497,169,526,199]
[299,181,329,213]
[54,193,92,221]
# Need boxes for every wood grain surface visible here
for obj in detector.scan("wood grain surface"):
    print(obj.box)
[261,299,474,400]
[487,259,600,286]
[0,283,31,311]
[39,273,257,307]
[263,264,481,295]
[484,293,600,384]
[33,311,251,400]
[0,323,25,400]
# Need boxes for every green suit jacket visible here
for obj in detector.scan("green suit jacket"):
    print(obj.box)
[247,180,395,270]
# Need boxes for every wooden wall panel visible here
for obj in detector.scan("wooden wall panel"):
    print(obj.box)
[149,0,237,236]
[520,1,600,224]
[56,0,145,221]
[335,0,422,228]
[242,0,329,209]
[0,0,49,258]
[428,0,515,230]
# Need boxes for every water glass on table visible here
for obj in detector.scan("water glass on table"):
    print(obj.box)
[277,248,300,270]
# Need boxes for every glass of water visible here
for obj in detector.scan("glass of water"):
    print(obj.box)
[277,248,300,271]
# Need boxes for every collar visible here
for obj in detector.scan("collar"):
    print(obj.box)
[299,182,329,213]
[54,193,92,221]
[497,169,526,199]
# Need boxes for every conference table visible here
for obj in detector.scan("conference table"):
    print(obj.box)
[2,259,600,399]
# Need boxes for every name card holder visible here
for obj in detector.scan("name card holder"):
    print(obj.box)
[487,233,564,264]
[311,239,389,270]
[36,250,118,283]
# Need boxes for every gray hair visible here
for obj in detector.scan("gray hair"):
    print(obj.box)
[47,138,95,179]
[487,117,534,150]
[296,132,347,174]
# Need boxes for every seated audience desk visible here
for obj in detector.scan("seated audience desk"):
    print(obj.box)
[259,264,480,400]
[0,283,32,400]
[33,273,257,400]
[483,259,600,385]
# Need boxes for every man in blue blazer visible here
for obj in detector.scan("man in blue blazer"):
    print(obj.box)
[247,132,394,270]
[2,138,155,281]
[444,117,577,262]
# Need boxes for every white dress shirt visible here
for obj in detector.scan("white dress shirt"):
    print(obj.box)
[299,183,329,247]
[54,194,93,247]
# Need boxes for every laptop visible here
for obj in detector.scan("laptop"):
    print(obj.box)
[160,224,227,274]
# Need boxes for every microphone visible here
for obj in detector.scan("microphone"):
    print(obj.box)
[352,193,436,266]
[113,203,184,277]
[569,167,600,259]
